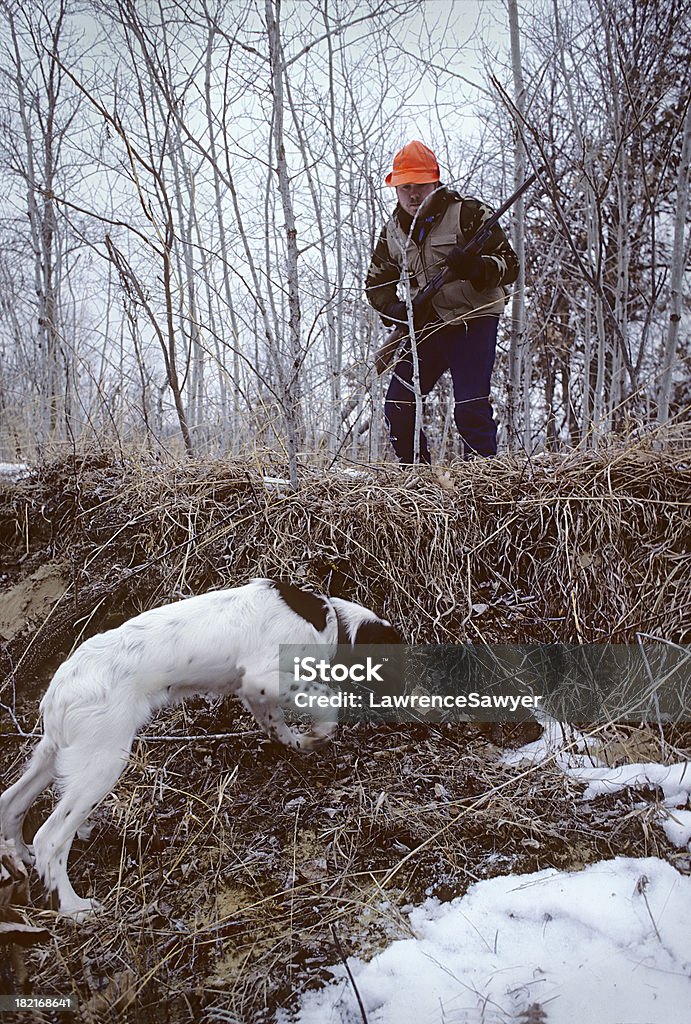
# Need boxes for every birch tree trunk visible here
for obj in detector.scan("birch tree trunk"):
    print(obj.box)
[7,1,70,437]
[507,0,529,450]
[657,98,691,426]
[265,0,305,485]
[323,1,345,457]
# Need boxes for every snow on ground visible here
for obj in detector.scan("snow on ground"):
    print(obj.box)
[285,724,691,1023]
[662,808,691,849]
[0,462,29,480]
[499,718,604,771]
[286,857,691,1024]
[501,718,691,851]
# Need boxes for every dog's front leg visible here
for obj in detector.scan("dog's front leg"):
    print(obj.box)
[240,670,338,752]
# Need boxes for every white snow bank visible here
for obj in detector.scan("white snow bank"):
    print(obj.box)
[571,761,691,806]
[286,858,691,1024]
[0,462,29,481]
[502,720,691,850]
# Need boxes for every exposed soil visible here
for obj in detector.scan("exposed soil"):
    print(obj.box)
[0,565,69,643]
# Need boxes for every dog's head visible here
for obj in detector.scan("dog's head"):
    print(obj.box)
[328,597,405,705]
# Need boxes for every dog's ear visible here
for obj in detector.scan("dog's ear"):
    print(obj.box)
[350,620,402,646]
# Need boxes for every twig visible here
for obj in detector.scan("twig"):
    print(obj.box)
[330,923,369,1024]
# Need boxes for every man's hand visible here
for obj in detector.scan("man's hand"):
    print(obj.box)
[444,248,487,288]
[384,298,431,331]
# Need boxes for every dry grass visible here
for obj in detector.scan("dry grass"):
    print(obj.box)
[2,434,690,660]
[0,438,690,1022]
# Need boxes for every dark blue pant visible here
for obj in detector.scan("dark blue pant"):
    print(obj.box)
[384,316,499,463]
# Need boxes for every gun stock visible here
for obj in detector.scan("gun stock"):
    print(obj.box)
[375,325,406,375]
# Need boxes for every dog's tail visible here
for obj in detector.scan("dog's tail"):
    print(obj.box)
[329,597,401,647]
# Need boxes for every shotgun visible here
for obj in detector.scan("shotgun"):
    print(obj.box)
[374,168,543,375]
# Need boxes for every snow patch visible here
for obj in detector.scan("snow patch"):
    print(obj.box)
[502,720,691,850]
[285,858,691,1024]
[0,462,29,481]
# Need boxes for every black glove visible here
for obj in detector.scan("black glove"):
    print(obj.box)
[444,248,487,288]
[384,298,431,331]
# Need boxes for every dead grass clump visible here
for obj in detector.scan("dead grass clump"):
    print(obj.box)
[0,436,689,678]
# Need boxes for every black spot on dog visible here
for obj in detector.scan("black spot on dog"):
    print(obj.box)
[352,621,402,646]
[270,580,329,632]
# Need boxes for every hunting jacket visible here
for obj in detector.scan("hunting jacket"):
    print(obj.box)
[365,187,519,324]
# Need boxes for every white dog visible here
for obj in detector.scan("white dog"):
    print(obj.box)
[0,578,400,919]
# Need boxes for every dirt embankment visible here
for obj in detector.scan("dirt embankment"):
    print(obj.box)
[0,445,689,1021]
[1,442,689,669]
[0,563,69,643]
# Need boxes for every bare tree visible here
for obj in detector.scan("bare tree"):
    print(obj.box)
[505,0,530,450]
[0,0,84,440]
[657,96,691,426]
[492,0,689,447]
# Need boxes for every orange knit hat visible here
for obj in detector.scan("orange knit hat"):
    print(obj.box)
[384,140,440,186]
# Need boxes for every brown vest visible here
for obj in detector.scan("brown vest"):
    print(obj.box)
[385,199,508,321]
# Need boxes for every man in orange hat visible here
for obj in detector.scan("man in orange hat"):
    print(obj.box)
[366,140,519,462]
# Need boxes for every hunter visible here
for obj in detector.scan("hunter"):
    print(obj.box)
[366,140,519,462]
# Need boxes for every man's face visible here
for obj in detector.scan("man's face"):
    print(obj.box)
[395,181,439,216]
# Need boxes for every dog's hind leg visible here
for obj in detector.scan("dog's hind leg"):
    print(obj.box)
[32,738,133,920]
[0,737,57,865]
